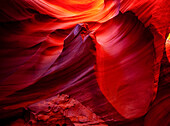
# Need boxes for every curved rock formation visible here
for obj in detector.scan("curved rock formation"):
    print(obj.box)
[0,0,169,125]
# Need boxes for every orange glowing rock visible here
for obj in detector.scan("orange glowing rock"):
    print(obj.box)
[166,33,170,62]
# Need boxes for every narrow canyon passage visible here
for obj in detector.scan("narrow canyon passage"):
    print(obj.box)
[0,0,169,125]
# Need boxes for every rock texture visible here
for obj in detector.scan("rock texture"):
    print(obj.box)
[0,0,170,126]
[26,94,107,126]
